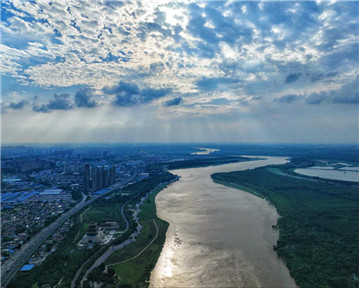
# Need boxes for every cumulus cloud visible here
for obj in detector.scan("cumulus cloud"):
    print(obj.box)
[8,99,28,110]
[33,93,73,112]
[274,94,301,104]
[1,0,358,144]
[164,97,182,107]
[103,0,125,9]
[275,79,359,105]
[284,73,301,84]
[187,3,219,46]
[310,72,337,83]
[1,99,28,113]
[104,81,172,107]
[306,79,359,105]
[74,88,98,108]
[141,88,172,102]
[103,82,140,95]
[305,91,327,105]
[332,79,359,104]
[196,77,239,91]
[32,104,50,113]
[1,0,358,120]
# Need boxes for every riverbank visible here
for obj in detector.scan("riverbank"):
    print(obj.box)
[212,165,359,288]
[77,173,177,288]
[95,181,174,287]
[150,156,296,287]
[191,147,220,155]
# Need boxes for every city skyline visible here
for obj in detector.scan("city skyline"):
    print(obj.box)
[2,1,358,144]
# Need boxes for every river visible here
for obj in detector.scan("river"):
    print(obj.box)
[294,167,359,182]
[150,156,297,288]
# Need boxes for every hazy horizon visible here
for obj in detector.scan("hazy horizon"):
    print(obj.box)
[2,142,359,146]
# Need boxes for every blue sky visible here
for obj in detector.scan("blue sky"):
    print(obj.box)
[1,0,358,143]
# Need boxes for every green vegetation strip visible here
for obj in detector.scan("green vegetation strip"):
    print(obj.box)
[165,156,249,170]
[212,166,359,288]
[107,218,159,267]
[86,183,171,288]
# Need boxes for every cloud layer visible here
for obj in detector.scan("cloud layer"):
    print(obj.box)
[1,0,358,143]
[74,88,98,108]
[103,81,172,106]
[33,93,73,112]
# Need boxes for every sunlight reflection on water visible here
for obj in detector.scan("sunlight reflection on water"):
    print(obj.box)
[150,156,297,288]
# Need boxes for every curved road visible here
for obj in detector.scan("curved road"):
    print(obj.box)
[78,190,148,286]
[79,179,177,287]
[1,171,138,288]
[107,218,159,267]
[70,192,133,288]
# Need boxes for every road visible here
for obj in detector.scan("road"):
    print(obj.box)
[73,181,144,287]
[70,188,133,288]
[79,180,176,286]
[74,177,177,287]
[107,218,159,267]
[1,171,138,288]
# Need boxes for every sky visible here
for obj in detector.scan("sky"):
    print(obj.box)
[1,0,358,144]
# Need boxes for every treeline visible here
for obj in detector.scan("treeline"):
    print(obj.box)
[212,167,359,288]
[165,156,247,170]
[210,144,359,163]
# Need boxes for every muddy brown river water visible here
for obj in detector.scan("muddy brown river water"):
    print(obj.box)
[150,156,297,287]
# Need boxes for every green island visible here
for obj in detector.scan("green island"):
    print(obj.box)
[212,162,359,288]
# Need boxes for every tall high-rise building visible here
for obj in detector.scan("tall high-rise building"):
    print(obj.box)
[109,165,116,185]
[85,164,117,192]
[97,166,104,190]
[83,163,90,191]
[103,169,109,187]
[91,168,98,192]
[64,164,74,174]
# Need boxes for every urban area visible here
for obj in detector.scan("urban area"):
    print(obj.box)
[1,144,182,287]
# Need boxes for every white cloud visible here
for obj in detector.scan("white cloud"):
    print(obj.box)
[2,0,358,113]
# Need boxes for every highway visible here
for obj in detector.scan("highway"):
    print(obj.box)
[1,171,138,288]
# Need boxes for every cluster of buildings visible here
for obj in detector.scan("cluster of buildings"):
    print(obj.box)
[1,200,71,265]
[1,189,72,205]
[63,162,84,175]
[0,146,148,269]
[1,177,48,194]
[79,221,120,248]
[83,164,116,192]
[2,159,55,173]
[38,189,72,202]
[21,220,73,270]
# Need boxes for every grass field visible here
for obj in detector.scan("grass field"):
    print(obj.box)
[212,166,359,288]
[83,201,127,230]
[95,183,170,288]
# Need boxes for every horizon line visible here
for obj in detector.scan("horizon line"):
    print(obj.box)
[1,142,359,146]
